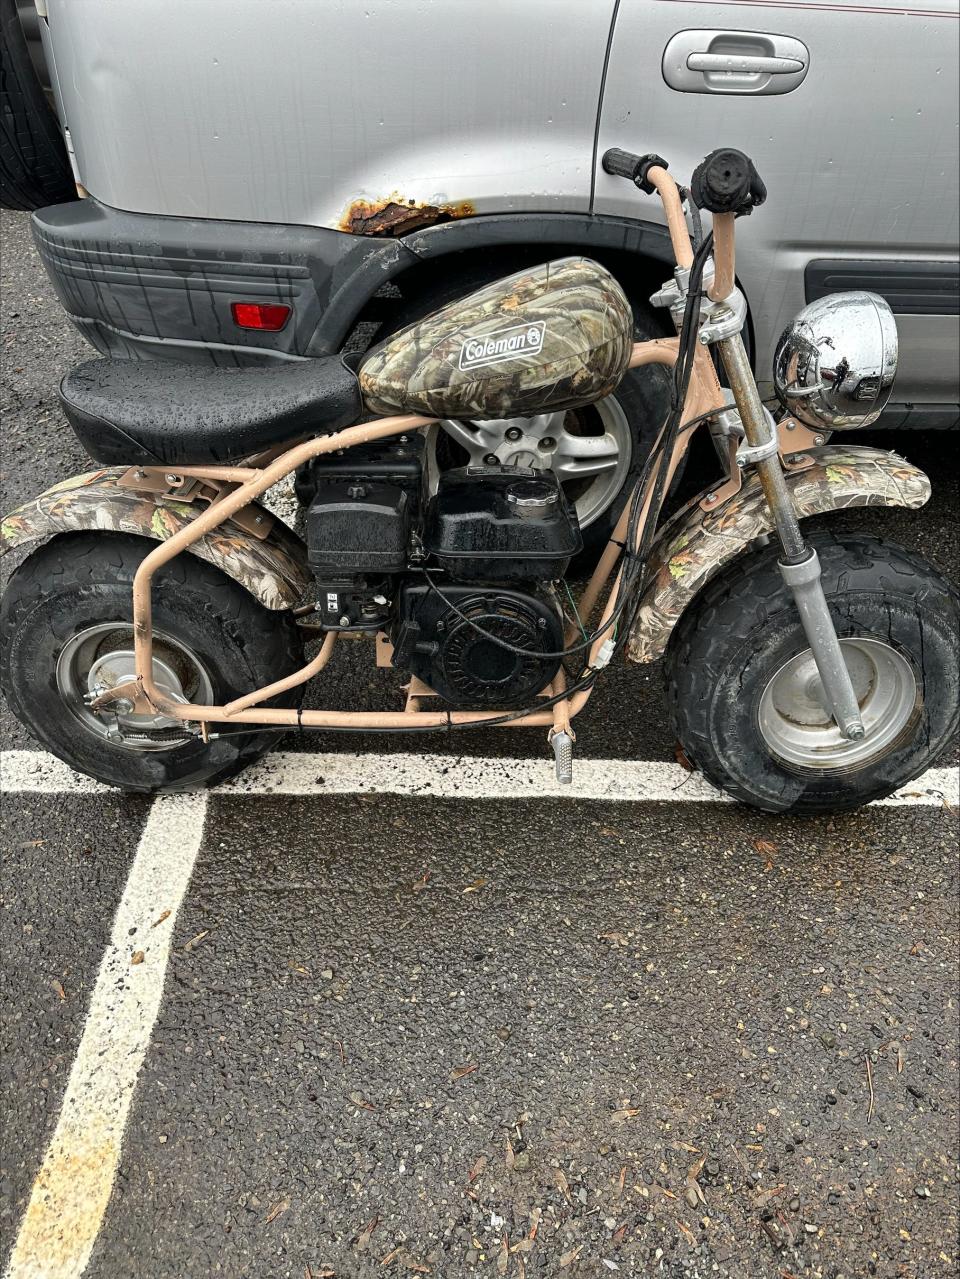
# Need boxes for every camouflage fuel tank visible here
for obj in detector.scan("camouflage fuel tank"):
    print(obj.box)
[358,258,633,420]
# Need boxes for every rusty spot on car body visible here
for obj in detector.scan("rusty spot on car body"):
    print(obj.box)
[340,195,476,237]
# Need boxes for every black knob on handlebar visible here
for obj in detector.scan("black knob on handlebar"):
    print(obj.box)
[601,147,669,195]
[690,148,766,216]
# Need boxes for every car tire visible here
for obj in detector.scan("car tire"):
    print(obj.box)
[0,0,76,211]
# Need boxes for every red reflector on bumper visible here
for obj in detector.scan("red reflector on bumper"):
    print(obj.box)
[231,302,291,331]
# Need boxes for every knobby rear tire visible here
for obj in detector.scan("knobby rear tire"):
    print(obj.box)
[0,532,304,792]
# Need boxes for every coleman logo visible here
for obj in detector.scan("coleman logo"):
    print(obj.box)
[458,321,546,371]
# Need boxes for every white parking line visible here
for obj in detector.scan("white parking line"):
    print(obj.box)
[4,792,208,1279]
[2,747,958,805]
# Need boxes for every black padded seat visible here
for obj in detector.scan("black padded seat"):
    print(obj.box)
[59,356,363,466]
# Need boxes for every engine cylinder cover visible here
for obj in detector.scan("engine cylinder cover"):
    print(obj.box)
[358,257,633,420]
[396,583,563,708]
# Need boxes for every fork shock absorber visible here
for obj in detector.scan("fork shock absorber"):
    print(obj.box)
[717,332,865,742]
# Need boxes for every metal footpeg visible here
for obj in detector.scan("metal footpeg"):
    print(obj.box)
[551,731,574,785]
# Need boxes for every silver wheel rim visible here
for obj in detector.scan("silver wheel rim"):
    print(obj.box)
[55,623,214,752]
[757,637,920,772]
[437,395,633,531]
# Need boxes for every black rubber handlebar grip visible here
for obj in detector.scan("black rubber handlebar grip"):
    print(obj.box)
[690,148,767,215]
[601,148,669,194]
[601,148,644,180]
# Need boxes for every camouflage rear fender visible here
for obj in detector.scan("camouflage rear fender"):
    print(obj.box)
[0,469,311,612]
[628,445,932,664]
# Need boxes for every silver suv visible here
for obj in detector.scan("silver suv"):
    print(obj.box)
[3,0,958,546]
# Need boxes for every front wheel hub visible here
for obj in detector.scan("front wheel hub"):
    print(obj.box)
[757,637,921,772]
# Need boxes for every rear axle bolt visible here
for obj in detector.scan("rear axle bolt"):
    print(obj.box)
[484,454,499,466]
[505,427,523,441]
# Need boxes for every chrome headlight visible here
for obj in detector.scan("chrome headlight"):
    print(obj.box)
[773,292,898,430]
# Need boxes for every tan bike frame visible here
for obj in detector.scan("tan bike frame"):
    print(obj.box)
[102,170,733,740]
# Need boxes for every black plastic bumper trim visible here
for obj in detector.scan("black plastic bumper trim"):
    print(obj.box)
[874,403,959,431]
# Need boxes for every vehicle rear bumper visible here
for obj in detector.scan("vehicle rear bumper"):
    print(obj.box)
[30,197,405,366]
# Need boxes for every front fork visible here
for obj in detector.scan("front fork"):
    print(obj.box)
[717,333,866,741]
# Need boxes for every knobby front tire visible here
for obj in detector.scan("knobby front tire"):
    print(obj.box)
[665,531,959,814]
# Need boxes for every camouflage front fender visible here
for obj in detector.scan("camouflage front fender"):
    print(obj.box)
[0,469,311,611]
[628,445,932,664]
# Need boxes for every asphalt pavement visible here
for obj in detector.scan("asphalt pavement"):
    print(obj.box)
[1,207,958,1279]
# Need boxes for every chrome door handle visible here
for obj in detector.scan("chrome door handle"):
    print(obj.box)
[664,30,810,96]
[686,52,805,75]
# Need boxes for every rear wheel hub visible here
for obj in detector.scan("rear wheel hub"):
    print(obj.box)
[56,623,214,751]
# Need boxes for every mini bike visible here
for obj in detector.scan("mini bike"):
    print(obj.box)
[2,148,957,811]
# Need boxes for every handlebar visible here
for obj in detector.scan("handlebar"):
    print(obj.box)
[601,147,693,270]
[602,144,766,301]
[690,148,766,216]
[709,213,736,302]
[600,148,642,181]
[601,148,668,189]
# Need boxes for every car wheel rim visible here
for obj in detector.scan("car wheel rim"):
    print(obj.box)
[56,623,214,752]
[757,637,921,772]
[437,394,634,531]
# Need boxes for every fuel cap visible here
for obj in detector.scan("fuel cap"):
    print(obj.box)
[506,478,559,519]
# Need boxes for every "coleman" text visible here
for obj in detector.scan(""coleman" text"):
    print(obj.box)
[458,321,546,371]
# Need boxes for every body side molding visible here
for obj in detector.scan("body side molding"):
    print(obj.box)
[805,259,959,317]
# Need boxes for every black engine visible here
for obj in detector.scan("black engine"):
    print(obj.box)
[297,437,581,707]
[394,581,564,707]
